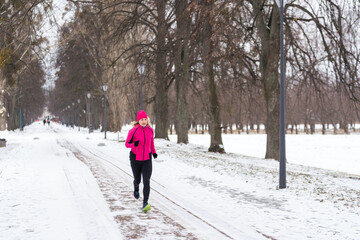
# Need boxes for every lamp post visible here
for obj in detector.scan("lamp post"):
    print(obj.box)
[102,85,108,139]
[72,102,75,128]
[18,91,23,130]
[87,93,91,133]
[275,0,286,189]
[68,105,70,127]
[0,89,5,131]
[137,64,145,110]
[61,109,64,125]
[1,90,4,110]
[19,107,22,130]
[77,99,80,131]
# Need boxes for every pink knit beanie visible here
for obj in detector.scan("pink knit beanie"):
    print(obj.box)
[137,110,148,121]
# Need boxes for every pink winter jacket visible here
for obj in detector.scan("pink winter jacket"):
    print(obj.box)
[125,124,156,161]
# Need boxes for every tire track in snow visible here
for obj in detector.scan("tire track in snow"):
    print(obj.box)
[71,141,269,240]
[75,143,235,240]
[53,127,269,240]
[56,137,199,240]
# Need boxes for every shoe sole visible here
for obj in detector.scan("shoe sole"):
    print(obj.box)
[142,204,151,213]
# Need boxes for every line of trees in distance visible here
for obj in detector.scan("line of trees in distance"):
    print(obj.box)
[0,1,50,130]
[49,0,360,160]
[1,1,360,160]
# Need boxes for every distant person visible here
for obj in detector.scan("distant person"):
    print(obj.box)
[47,120,50,125]
[43,119,46,125]
[125,110,157,213]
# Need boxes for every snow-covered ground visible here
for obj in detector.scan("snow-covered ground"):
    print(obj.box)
[0,122,359,240]
[169,132,360,176]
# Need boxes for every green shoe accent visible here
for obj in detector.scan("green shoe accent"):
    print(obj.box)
[142,203,151,213]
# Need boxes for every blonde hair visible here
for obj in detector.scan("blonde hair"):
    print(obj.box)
[131,117,151,127]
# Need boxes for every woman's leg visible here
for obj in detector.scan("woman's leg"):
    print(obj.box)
[130,156,142,192]
[142,159,153,204]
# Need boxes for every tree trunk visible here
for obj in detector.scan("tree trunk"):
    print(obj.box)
[154,0,169,139]
[202,0,224,153]
[6,93,17,130]
[252,1,281,160]
[174,0,190,144]
[310,123,315,134]
[0,88,6,130]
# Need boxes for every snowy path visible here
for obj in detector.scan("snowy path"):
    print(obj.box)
[0,123,262,240]
[0,124,122,240]
[56,138,201,239]
[1,122,360,240]
[54,128,262,240]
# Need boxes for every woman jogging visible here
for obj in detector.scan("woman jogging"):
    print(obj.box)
[125,110,157,212]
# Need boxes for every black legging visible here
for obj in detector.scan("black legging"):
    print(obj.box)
[130,153,153,204]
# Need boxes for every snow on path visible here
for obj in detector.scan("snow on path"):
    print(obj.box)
[56,138,201,239]
[1,122,360,240]
[53,126,262,240]
[0,124,122,240]
[53,123,360,240]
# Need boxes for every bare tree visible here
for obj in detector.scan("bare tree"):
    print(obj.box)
[0,0,49,130]
[174,0,191,144]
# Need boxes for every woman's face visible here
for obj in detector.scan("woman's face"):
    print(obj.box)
[139,118,148,127]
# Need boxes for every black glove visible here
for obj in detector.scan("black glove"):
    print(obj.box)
[153,153,158,159]
[134,140,139,146]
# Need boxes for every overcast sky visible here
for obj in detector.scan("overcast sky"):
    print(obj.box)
[40,0,74,90]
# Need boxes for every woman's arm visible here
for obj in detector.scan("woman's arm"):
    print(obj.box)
[125,128,136,148]
[151,131,156,154]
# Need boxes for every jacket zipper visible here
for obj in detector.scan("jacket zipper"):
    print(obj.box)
[143,126,146,160]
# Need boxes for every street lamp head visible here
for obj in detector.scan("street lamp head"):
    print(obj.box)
[87,93,91,99]
[102,84,108,92]
[137,64,145,75]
